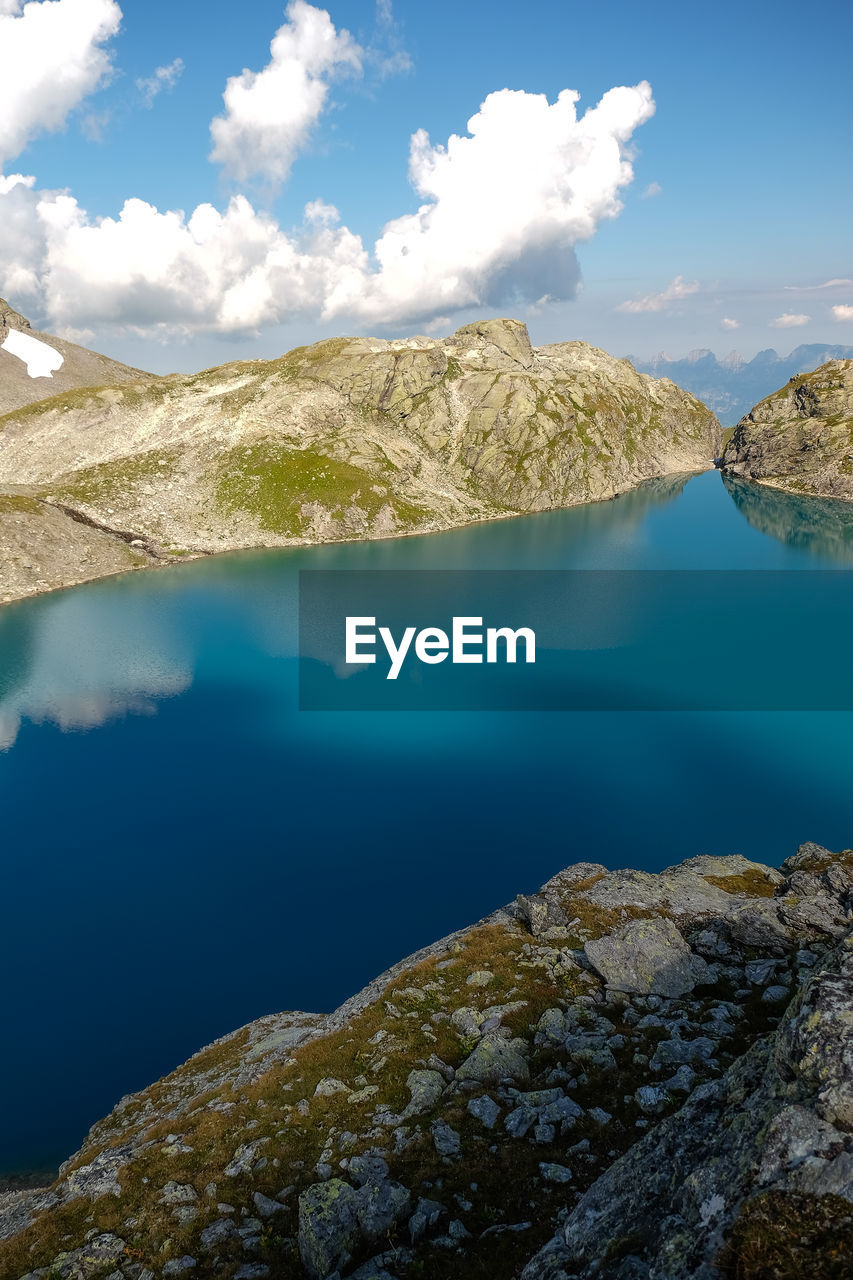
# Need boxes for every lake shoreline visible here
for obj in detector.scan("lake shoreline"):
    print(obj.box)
[0,465,716,610]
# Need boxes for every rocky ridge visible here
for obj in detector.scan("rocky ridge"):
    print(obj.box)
[1,843,851,1280]
[0,299,153,418]
[722,359,853,499]
[0,314,720,604]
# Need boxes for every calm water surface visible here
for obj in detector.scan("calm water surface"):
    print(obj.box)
[3,469,853,1175]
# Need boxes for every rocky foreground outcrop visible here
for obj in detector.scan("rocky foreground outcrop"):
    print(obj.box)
[1,843,851,1280]
[0,313,720,603]
[722,359,853,499]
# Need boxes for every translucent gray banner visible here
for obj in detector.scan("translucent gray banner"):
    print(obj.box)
[298,570,853,711]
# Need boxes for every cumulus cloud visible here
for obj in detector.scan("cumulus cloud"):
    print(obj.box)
[0,0,121,167]
[137,57,185,107]
[833,304,853,322]
[721,316,740,330]
[617,274,698,314]
[770,312,810,328]
[209,1,362,185]
[1,77,655,335]
[332,82,656,325]
[640,181,661,198]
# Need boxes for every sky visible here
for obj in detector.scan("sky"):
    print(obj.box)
[0,0,851,373]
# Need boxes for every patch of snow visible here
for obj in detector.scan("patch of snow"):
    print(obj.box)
[1,328,64,378]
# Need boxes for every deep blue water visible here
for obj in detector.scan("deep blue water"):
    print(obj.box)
[3,469,853,1177]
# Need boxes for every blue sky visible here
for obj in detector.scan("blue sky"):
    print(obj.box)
[1,0,851,371]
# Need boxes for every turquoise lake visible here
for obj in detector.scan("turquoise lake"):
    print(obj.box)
[3,468,853,1177]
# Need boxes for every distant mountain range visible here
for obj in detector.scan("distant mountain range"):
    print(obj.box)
[628,344,853,426]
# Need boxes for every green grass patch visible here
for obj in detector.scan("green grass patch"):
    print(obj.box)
[214,442,426,536]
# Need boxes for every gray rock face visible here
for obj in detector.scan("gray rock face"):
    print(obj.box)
[0,311,720,604]
[521,930,853,1280]
[7,843,853,1280]
[722,359,853,499]
[585,917,709,997]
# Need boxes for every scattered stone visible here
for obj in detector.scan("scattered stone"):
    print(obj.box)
[467,1094,501,1128]
[540,1163,573,1184]
[635,1085,669,1114]
[354,1179,411,1239]
[588,1107,612,1125]
[200,1219,236,1250]
[409,1197,446,1244]
[451,1006,483,1037]
[159,1182,197,1205]
[348,1156,389,1187]
[455,1032,530,1085]
[224,1139,268,1178]
[314,1077,350,1097]
[745,958,778,985]
[252,1192,284,1218]
[162,1259,196,1277]
[401,1069,446,1118]
[762,984,791,1004]
[505,1106,537,1138]
[432,1121,462,1159]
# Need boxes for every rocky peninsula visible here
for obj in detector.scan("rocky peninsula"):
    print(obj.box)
[0,308,720,605]
[1,842,851,1280]
[722,358,853,499]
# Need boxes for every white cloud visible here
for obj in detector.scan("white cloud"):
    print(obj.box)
[333,82,656,325]
[370,0,411,76]
[832,304,853,322]
[720,317,740,330]
[80,109,111,142]
[785,278,853,291]
[0,171,35,194]
[640,181,661,198]
[209,1,362,185]
[617,273,698,314]
[2,78,655,335]
[770,312,810,328]
[137,57,185,107]
[0,0,121,167]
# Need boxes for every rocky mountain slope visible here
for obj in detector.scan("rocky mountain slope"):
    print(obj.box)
[1,842,851,1280]
[0,300,153,418]
[0,315,720,604]
[721,359,853,499]
[631,344,853,428]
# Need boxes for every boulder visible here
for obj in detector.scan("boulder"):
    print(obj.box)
[298,1179,360,1279]
[585,917,709,997]
[455,1032,530,1085]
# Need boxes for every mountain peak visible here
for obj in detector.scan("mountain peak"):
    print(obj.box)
[0,298,32,335]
